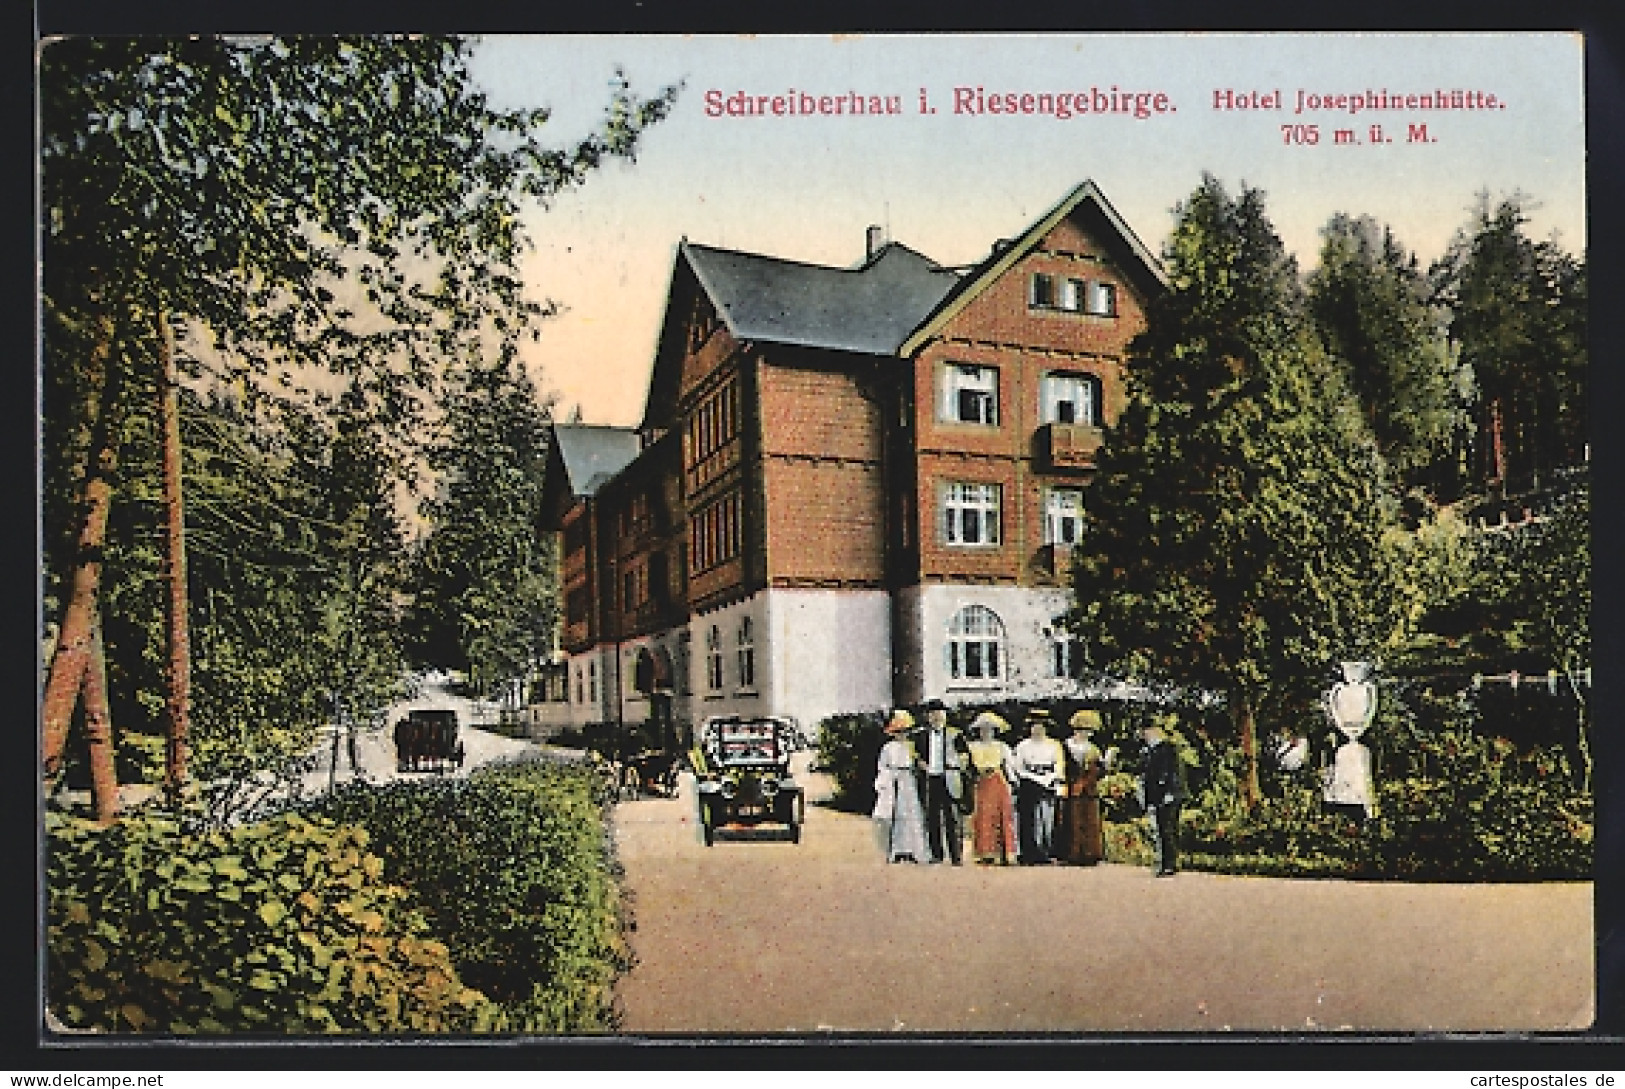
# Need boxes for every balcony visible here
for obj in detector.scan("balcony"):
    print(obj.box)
[1039,422,1104,471]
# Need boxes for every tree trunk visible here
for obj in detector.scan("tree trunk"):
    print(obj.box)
[41,313,119,779]
[1238,689,1260,812]
[157,311,193,797]
[82,619,120,825]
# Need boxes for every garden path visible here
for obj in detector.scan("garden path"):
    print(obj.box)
[612,766,1594,1034]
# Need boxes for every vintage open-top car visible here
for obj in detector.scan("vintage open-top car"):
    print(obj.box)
[692,716,804,845]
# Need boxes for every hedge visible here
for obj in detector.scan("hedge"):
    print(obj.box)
[47,811,494,1033]
[301,759,630,1032]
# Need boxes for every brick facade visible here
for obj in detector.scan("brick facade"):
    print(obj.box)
[540,181,1164,737]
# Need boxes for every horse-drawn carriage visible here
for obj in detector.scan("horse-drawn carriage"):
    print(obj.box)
[393,709,465,774]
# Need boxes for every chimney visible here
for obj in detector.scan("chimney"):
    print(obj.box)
[866,224,885,261]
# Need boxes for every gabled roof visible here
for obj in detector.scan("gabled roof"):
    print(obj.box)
[899,180,1167,356]
[640,239,961,430]
[539,423,641,526]
[685,240,961,356]
[552,424,640,496]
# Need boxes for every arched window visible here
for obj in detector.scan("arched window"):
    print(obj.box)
[946,605,1006,683]
[706,625,725,691]
[736,617,756,689]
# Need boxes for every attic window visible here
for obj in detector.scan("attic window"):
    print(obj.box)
[1086,281,1117,317]
[1029,273,1055,308]
[1031,272,1117,317]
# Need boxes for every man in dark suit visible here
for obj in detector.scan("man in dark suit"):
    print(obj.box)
[912,700,971,865]
[1139,715,1187,877]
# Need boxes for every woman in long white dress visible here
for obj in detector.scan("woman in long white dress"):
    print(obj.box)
[872,710,928,863]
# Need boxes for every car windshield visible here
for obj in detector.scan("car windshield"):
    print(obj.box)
[710,720,781,764]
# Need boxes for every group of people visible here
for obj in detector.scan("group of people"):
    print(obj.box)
[871,703,1187,876]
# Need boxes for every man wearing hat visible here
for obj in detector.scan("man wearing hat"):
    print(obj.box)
[1138,713,1188,877]
[911,700,971,865]
[1012,709,1066,864]
[1059,709,1111,865]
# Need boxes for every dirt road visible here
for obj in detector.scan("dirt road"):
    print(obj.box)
[611,771,1594,1034]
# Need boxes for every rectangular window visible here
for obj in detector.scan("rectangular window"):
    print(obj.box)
[1045,487,1086,546]
[1042,373,1101,426]
[706,627,725,691]
[941,363,998,425]
[1086,281,1117,317]
[1030,272,1055,308]
[736,618,756,689]
[943,482,1001,546]
[1061,277,1085,312]
[1051,635,1080,678]
[949,638,1000,680]
[689,494,742,574]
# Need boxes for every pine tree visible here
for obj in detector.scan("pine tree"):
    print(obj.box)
[1431,196,1587,496]
[1072,175,1404,809]
[1308,214,1466,489]
[404,360,559,699]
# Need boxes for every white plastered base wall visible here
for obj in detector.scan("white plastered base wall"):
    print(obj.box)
[895,583,1080,709]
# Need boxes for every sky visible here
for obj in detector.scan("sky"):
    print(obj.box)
[465,33,1586,427]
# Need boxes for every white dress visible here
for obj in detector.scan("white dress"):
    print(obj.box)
[872,738,929,861]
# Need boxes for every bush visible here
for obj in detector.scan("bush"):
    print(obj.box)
[47,811,493,1034]
[1104,820,1153,866]
[814,711,889,813]
[301,759,629,1032]
[1171,725,1592,881]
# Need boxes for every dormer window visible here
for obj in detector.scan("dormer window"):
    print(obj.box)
[941,363,999,425]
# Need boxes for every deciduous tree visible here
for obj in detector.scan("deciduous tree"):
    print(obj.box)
[42,36,674,794]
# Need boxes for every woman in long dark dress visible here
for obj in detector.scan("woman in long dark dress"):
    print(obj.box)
[1059,709,1107,865]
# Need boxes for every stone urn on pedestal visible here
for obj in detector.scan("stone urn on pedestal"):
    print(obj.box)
[1322,661,1377,822]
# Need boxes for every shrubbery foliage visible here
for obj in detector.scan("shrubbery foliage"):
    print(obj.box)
[813,712,889,813]
[302,760,629,1032]
[47,761,629,1034]
[819,698,1591,882]
[47,811,493,1033]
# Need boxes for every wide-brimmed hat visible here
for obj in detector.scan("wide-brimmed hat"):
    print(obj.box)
[885,710,915,735]
[1069,709,1102,733]
[970,711,1006,733]
[921,699,948,713]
